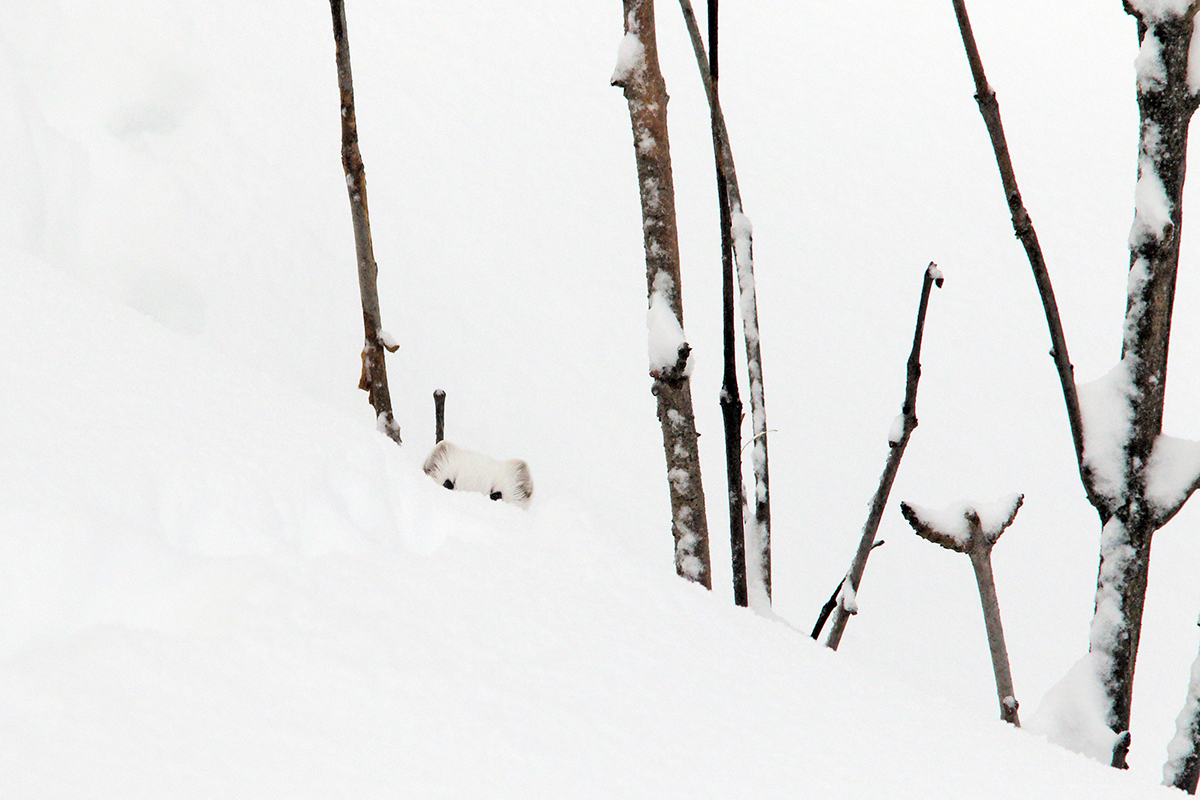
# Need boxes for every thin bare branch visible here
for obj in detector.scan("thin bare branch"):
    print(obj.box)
[823,264,942,650]
[811,540,883,640]
[433,389,446,444]
[951,0,1093,508]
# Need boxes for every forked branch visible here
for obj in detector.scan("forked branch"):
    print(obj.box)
[901,494,1024,726]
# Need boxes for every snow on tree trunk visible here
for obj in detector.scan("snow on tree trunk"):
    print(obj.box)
[613,0,712,588]
[329,0,401,444]
[677,0,771,607]
[1164,629,1200,793]
[1090,3,1200,767]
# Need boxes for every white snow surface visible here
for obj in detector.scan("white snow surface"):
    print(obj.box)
[837,575,859,615]
[731,208,759,344]
[1131,127,1173,247]
[1028,653,1122,764]
[1190,25,1200,94]
[4,252,1161,798]
[1135,31,1167,94]
[1163,642,1200,787]
[0,165,1172,800]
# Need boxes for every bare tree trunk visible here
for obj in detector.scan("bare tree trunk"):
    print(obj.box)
[952,0,1200,767]
[1103,5,1200,766]
[901,496,1023,726]
[823,264,941,650]
[329,0,401,444]
[613,0,712,588]
[678,0,770,604]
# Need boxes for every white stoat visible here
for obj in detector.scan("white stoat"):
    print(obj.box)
[422,440,533,507]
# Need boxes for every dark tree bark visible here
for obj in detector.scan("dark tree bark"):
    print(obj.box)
[1100,3,1200,766]
[613,0,712,588]
[678,0,771,604]
[952,0,1200,767]
[330,0,401,444]
[704,0,749,607]
[901,496,1024,727]
[823,264,942,650]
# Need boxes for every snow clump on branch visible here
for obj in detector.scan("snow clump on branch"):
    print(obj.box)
[647,272,692,379]
[1077,361,1137,503]
[610,31,644,87]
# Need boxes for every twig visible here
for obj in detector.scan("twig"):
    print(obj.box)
[823,263,942,651]
[812,540,883,640]
[701,0,749,608]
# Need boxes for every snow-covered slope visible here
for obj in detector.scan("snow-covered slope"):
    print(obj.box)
[0,253,1177,798]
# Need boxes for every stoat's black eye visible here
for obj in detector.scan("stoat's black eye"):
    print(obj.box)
[489,490,503,501]
[443,479,455,490]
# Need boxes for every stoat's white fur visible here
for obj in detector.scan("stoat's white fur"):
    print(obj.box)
[422,440,533,507]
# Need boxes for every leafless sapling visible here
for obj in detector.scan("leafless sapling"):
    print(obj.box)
[678,0,772,605]
[901,495,1024,727]
[952,0,1200,766]
[822,263,943,651]
[329,0,401,444]
[613,0,713,588]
